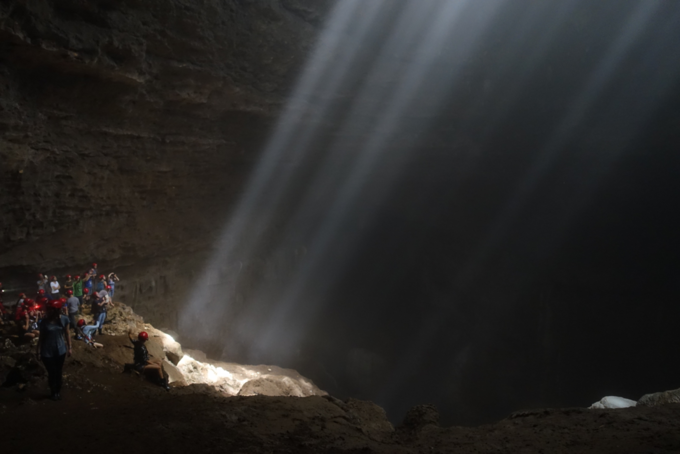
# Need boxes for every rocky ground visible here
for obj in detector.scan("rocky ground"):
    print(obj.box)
[1,305,680,453]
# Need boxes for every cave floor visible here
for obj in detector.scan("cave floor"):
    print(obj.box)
[1,335,679,453]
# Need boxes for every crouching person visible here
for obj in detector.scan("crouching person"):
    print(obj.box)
[128,329,169,391]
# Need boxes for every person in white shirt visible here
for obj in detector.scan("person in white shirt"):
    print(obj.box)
[49,275,60,299]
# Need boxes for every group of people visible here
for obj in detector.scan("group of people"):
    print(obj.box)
[34,263,119,301]
[0,264,169,401]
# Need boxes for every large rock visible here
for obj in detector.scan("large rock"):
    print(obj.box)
[162,359,188,387]
[238,375,312,397]
[638,388,680,406]
[590,396,637,409]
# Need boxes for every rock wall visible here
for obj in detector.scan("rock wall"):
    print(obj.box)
[0,0,332,325]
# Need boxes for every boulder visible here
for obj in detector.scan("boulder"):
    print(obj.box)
[638,388,680,406]
[401,404,440,431]
[162,359,188,387]
[238,376,306,397]
[345,398,394,439]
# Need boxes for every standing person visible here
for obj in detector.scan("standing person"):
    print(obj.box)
[127,330,169,390]
[63,275,74,294]
[14,293,27,317]
[82,288,94,312]
[83,271,93,294]
[37,274,49,293]
[65,290,83,340]
[49,276,60,300]
[95,274,106,292]
[73,275,83,311]
[107,273,120,300]
[91,263,98,276]
[36,299,71,401]
[94,286,113,336]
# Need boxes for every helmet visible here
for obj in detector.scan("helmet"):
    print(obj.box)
[99,274,105,279]
[138,332,149,341]
[48,300,63,310]
[59,297,67,304]
[38,289,45,295]
[19,292,26,298]
[106,285,111,290]
[93,263,97,267]
[52,276,57,280]
[25,298,35,305]
[75,275,81,279]
[38,297,49,305]
[66,274,72,279]
[67,290,73,295]
[77,319,86,327]
[84,288,90,294]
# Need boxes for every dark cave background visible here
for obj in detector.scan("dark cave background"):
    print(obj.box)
[1,0,680,425]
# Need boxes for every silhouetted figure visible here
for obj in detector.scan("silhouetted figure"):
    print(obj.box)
[37,299,71,401]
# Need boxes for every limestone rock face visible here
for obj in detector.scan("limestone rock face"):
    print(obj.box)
[0,0,333,327]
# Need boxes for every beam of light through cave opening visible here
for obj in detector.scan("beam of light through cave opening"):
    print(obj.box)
[180,0,385,341]
[451,0,663,289]
[377,0,671,405]
[230,0,446,348]
[247,0,509,362]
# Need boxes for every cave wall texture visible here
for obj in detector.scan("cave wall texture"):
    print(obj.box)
[0,0,333,324]
[3,0,680,426]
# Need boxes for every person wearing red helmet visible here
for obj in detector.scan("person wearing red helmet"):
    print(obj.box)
[77,319,104,348]
[84,270,95,293]
[95,274,107,293]
[81,286,111,339]
[15,298,27,328]
[65,290,83,340]
[93,285,114,336]
[48,275,61,300]
[37,274,49,293]
[17,299,40,339]
[37,299,71,401]
[127,329,169,391]
[82,288,94,310]
[72,275,84,310]
[107,272,120,300]
[13,293,27,320]
[63,275,74,295]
